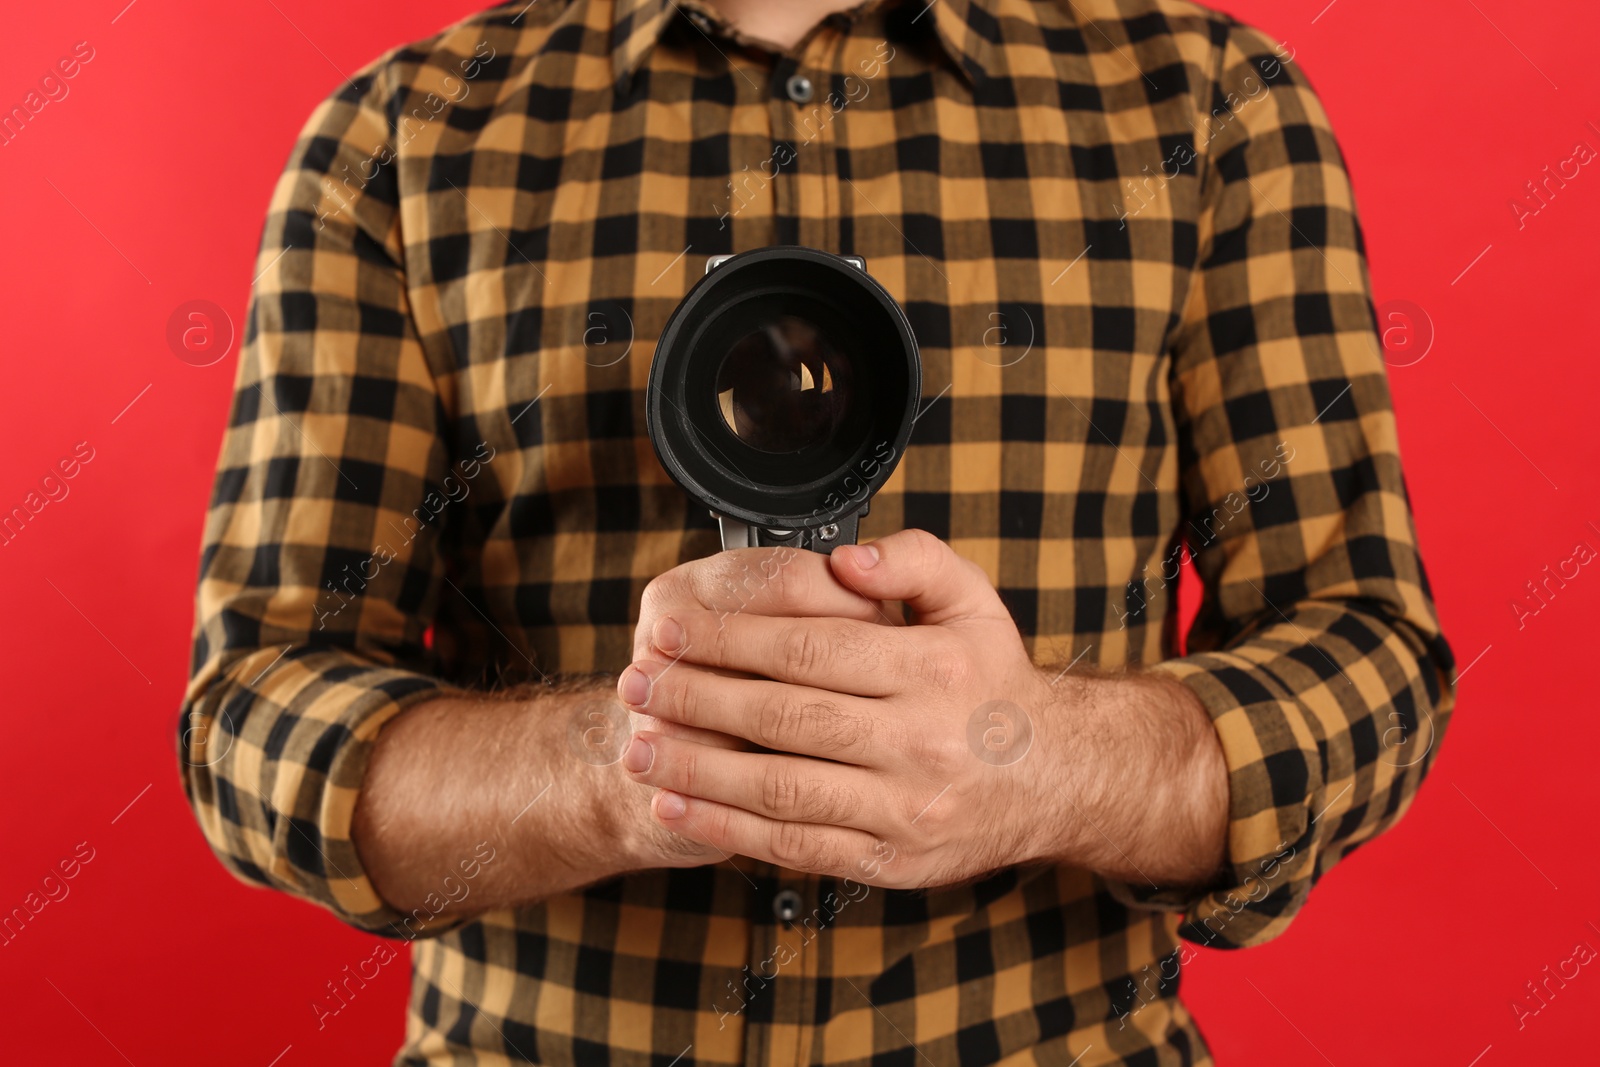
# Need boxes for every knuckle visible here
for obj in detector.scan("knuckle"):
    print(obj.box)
[924,638,972,692]
[762,550,795,605]
[636,578,668,653]
[866,854,910,889]
[813,701,870,754]
[663,671,697,724]
[688,558,738,612]
[905,528,944,569]
[758,693,871,757]
[853,839,898,886]
[876,869,907,890]
[900,722,933,766]
[770,820,826,871]
[877,632,917,680]
[901,860,937,891]
[809,782,860,824]
[761,694,808,750]
[641,571,682,614]
[905,725,961,775]
[763,547,814,611]
[907,787,953,837]
[936,731,971,774]
[770,820,807,866]
[833,624,880,673]
[704,612,732,665]
[761,763,858,824]
[729,558,767,612]
[761,763,804,817]
[781,625,829,679]
[699,801,731,844]
[675,744,701,795]
[940,654,973,692]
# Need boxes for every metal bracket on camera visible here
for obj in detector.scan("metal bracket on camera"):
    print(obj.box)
[714,506,866,554]
[707,253,866,274]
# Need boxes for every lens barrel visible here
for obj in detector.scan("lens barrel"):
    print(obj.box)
[646,247,921,551]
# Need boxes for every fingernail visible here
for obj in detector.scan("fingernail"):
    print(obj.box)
[623,736,653,773]
[844,543,879,568]
[657,790,686,819]
[619,665,652,706]
[653,615,685,653]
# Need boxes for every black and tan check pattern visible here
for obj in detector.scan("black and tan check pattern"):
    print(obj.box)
[178,0,1456,1062]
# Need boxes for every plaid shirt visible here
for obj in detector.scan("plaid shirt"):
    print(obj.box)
[178,0,1455,1062]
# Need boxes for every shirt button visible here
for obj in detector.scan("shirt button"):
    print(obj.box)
[773,888,803,922]
[784,74,814,104]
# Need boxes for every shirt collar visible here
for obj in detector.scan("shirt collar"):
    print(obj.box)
[609,0,684,87]
[608,0,1000,88]
[918,0,1002,86]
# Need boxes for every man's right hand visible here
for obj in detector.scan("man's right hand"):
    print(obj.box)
[352,543,895,925]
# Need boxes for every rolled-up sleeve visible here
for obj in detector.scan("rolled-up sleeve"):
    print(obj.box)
[1112,23,1456,948]
[176,56,461,935]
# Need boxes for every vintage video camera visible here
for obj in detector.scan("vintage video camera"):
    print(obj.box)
[646,247,922,555]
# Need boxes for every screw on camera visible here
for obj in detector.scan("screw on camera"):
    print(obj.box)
[976,304,1036,368]
[581,301,635,368]
[566,696,632,766]
[1374,299,1433,368]
[965,699,1034,766]
[166,299,236,367]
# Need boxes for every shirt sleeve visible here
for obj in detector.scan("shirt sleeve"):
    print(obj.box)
[176,57,467,938]
[1104,22,1457,948]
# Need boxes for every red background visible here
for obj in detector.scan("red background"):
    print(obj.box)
[1,0,1595,1062]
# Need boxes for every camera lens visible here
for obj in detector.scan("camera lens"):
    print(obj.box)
[714,315,852,453]
[647,247,920,533]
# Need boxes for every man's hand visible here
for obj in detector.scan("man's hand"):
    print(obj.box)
[349,548,901,917]
[621,541,901,870]
[618,529,1230,890]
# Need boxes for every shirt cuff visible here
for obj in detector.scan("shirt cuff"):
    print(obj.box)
[181,648,476,942]
[302,663,481,942]
[1101,652,1318,949]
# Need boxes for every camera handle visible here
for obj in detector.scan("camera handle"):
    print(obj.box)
[705,252,871,556]
[714,504,866,555]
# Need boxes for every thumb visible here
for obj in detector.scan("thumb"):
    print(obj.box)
[828,528,1008,626]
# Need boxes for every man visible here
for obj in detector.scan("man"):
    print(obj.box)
[178,0,1455,1062]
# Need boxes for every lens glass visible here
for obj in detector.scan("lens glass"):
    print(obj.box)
[714,315,851,453]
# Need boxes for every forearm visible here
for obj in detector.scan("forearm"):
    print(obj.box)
[350,680,657,925]
[1028,670,1229,887]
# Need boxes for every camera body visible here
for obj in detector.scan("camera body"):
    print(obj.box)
[646,247,922,554]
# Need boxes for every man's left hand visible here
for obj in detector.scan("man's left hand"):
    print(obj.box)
[617,529,1227,890]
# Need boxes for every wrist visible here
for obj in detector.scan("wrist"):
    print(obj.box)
[508,684,648,884]
[1016,667,1112,869]
[575,708,663,878]
[1160,675,1230,883]
[607,764,665,871]
[1020,669,1229,883]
